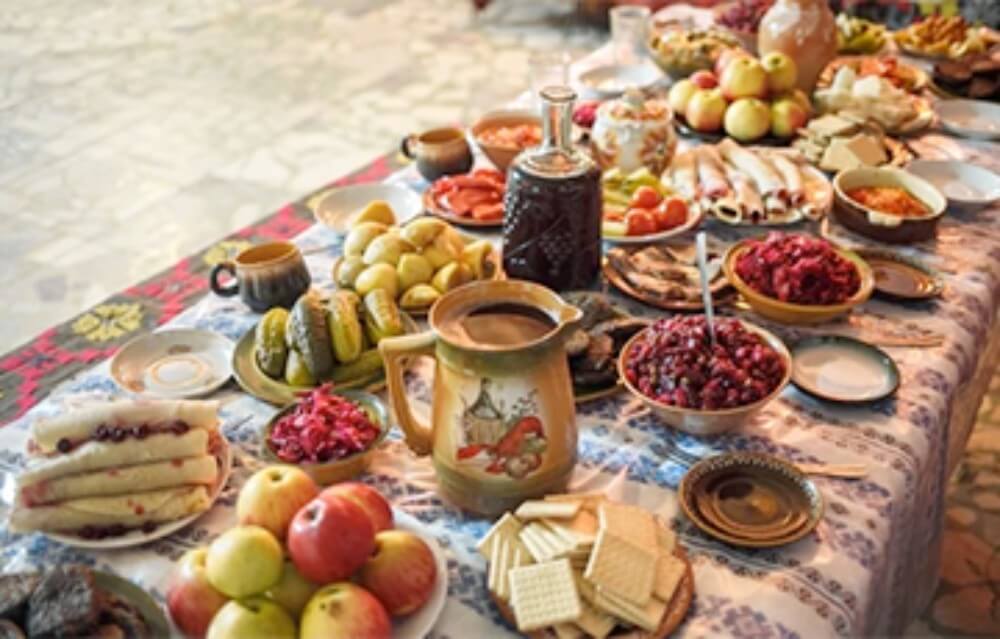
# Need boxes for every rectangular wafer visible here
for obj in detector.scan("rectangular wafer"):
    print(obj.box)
[654,551,686,602]
[584,527,656,605]
[477,512,523,559]
[594,585,667,632]
[509,559,582,632]
[516,500,581,520]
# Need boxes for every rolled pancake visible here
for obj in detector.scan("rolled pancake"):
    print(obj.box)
[19,455,218,506]
[20,430,209,485]
[9,486,211,534]
[32,399,218,453]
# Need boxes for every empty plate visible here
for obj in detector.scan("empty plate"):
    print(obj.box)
[936,99,1000,141]
[857,248,943,300]
[679,452,824,548]
[310,183,422,234]
[791,335,899,403]
[906,160,1000,214]
[578,63,661,98]
[111,329,234,398]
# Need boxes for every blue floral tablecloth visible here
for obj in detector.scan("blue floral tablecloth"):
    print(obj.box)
[2,44,1000,639]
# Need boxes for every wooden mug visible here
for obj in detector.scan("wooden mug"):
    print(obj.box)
[401,127,474,181]
[209,242,311,312]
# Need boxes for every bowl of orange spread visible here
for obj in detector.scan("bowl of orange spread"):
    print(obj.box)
[470,110,542,172]
[832,167,946,243]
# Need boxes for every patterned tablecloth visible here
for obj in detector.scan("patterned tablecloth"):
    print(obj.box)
[3,42,1000,639]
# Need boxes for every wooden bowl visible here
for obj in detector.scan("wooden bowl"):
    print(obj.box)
[831,167,946,243]
[470,110,541,172]
[723,242,874,325]
[618,320,791,436]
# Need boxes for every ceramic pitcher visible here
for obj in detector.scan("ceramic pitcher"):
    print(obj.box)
[379,280,582,515]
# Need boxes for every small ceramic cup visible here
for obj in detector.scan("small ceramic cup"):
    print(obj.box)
[209,242,311,312]
[401,127,473,181]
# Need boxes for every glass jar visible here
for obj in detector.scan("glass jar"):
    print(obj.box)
[757,0,838,92]
[502,87,602,292]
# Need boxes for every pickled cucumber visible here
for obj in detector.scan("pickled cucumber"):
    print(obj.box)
[285,349,316,386]
[354,263,399,299]
[327,291,364,364]
[362,289,404,344]
[329,348,384,383]
[353,200,396,226]
[288,293,333,378]
[397,253,434,291]
[334,256,367,289]
[344,222,388,257]
[399,284,441,309]
[431,262,473,293]
[255,308,290,378]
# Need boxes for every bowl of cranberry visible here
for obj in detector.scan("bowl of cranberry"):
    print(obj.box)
[723,232,874,325]
[619,315,791,435]
[262,384,390,485]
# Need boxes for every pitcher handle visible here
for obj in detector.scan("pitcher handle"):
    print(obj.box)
[379,331,436,455]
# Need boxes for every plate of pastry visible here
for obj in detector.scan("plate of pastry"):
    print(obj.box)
[9,399,231,549]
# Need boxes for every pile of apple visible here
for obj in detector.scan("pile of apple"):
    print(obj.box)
[669,50,812,142]
[167,466,436,639]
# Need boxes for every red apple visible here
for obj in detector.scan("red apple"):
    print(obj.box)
[320,483,393,533]
[761,51,798,95]
[685,88,727,133]
[714,48,750,78]
[237,465,318,541]
[300,583,391,639]
[719,56,768,100]
[358,531,437,616]
[288,494,375,584]
[689,70,718,89]
[166,548,230,639]
[770,97,808,138]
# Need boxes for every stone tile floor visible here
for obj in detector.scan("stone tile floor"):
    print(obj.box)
[0,0,996,635]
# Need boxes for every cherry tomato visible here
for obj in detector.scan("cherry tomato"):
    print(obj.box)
[655,196,688,231]
[625,208,658,236]
[629,185,662,210]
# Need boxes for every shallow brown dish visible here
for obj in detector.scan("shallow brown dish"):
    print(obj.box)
[422,189,503,229]
[679,453,824,548]
[470,110,541,172]
[831,167,947,244]
[855,247,944,300]
[488,546,694,639]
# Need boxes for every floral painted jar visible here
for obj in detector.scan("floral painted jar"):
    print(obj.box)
[591,88,678,175]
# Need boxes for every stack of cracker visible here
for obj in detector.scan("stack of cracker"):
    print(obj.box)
[478,493,688,637]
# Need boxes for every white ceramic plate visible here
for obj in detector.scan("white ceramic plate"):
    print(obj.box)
[578,63,661,99]
[111,329,234,398]
[936,99,1000,141]
[603,206,704,245]
[45,437,232,549]
[311,183,422,234]
[392,509,449,639]
[906,159,1000,213]
[790,335,899,403]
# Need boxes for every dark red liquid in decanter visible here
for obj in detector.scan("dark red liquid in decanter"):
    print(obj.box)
[502,87,602,292]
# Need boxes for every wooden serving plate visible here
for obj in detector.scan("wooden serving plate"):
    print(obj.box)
[488,546,695,639]
[422,188,503,229]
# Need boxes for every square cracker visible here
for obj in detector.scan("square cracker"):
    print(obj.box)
[597,502,656,550]
[655,518,677,554]
[477,512,523,559]
[546,492,608,513]
[654,552,686,602]
[594,585,667,632]
[509,559,581,632]
[516,500,581,520]
[584,528,656,605]
[553,623,584,639]
[575,598,617,639]
[545,509,599,549]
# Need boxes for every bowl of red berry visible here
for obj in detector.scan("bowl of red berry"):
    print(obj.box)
[723,232,874,325]
[263,383,389,485]
[619,315,790,435]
